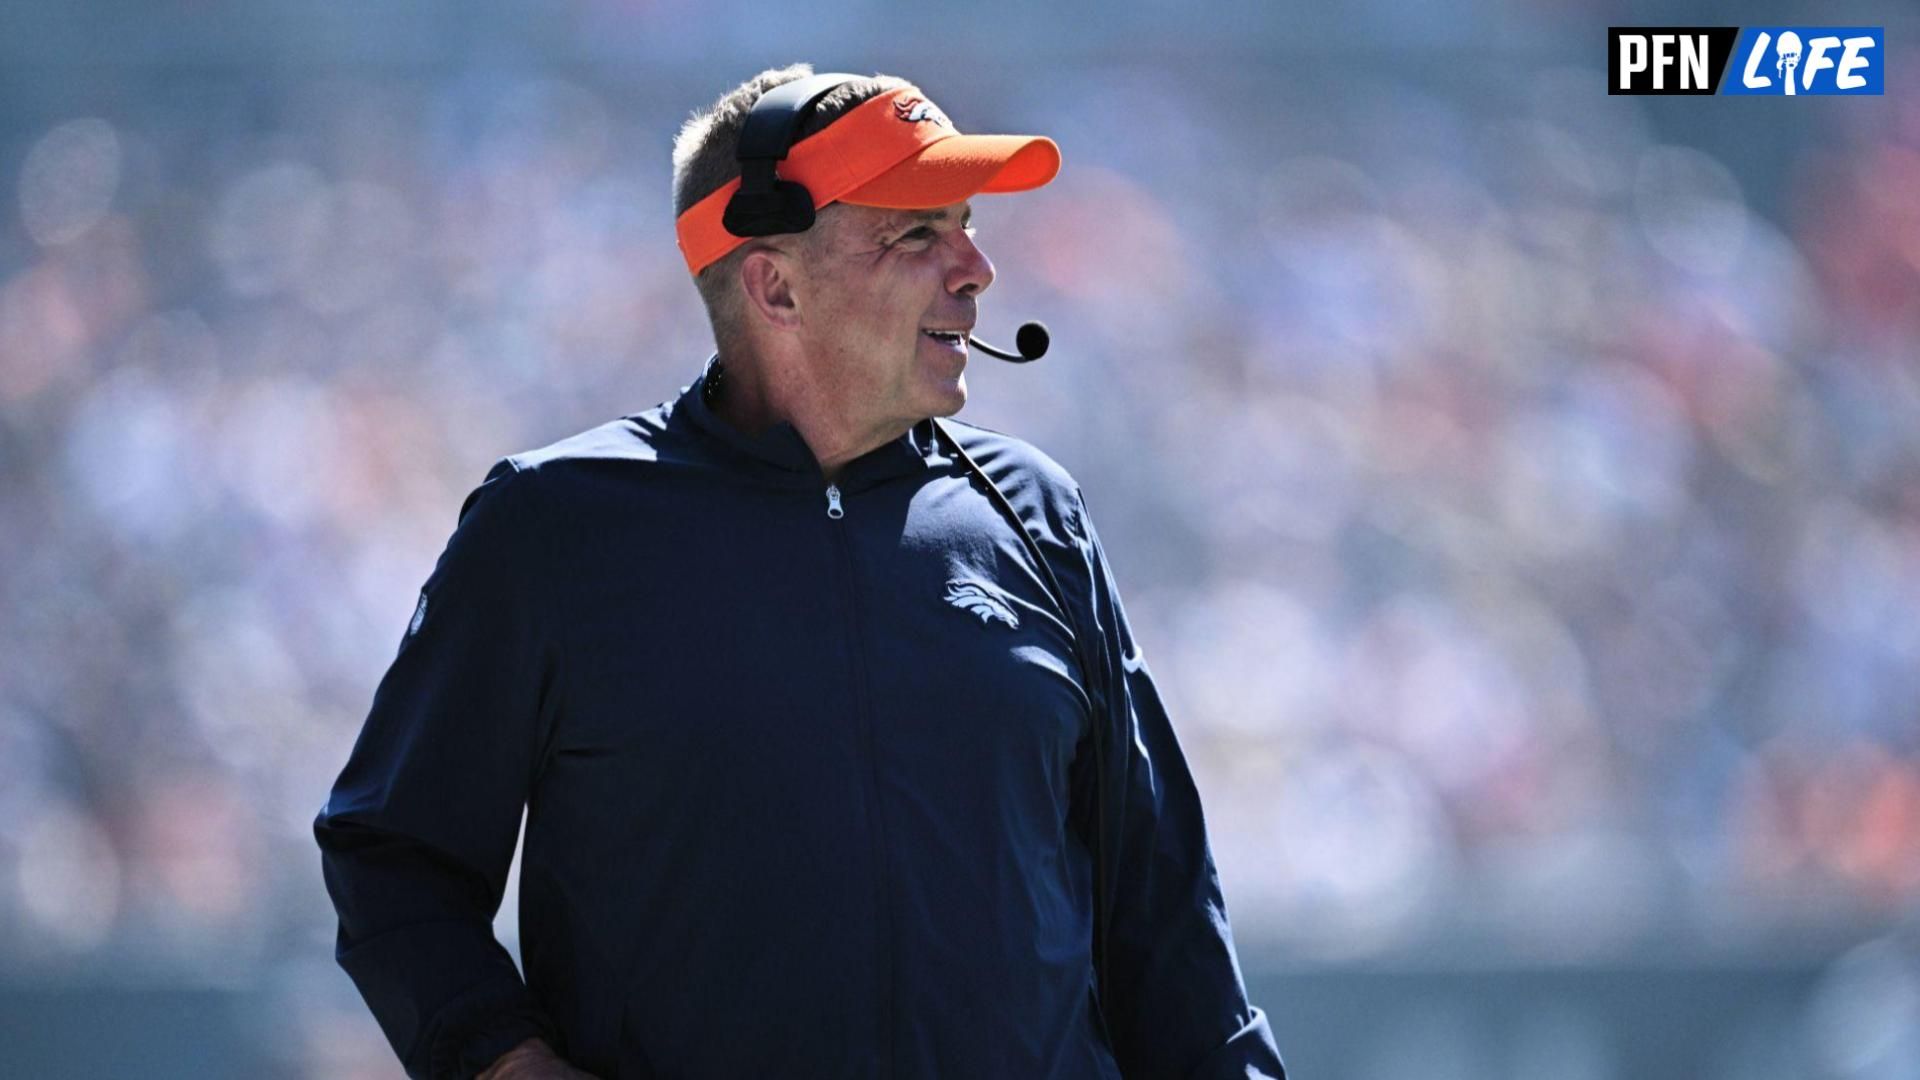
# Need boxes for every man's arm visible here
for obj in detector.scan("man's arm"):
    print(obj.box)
[1071,489,1287,1079]
[314,459,565,1080]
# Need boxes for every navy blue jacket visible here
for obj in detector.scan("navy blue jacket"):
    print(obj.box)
[315,356,1284,1079]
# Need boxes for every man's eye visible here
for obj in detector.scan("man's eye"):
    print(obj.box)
[902,227,935,241]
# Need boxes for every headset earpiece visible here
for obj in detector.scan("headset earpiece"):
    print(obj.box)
[722,72,861,239]
[721,164,818,237]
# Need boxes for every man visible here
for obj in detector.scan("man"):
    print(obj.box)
[315,64,1284,1079]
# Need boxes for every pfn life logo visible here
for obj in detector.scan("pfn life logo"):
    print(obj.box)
[1723,28,1883,95]
[1609,27,1883,95]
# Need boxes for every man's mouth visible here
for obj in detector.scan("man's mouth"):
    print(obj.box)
[921,329,969,350]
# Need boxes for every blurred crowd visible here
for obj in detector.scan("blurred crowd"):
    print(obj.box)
[1,29,1917,1078]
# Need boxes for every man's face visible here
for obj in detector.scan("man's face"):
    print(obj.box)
[792,200,994,431]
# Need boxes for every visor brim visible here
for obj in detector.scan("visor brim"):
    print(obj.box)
[838,134,1061,209]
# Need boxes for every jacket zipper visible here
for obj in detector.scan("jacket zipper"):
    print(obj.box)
[823,481,893,1073]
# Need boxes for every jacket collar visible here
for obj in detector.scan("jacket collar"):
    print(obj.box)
[672,352,937,490]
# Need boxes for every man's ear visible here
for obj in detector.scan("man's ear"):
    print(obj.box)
[739,245,803,332]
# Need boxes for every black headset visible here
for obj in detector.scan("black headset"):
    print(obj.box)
[722,71,861,239]
[722,73,1118,1035]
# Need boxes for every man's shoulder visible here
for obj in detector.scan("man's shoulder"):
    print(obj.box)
[938,416,1081,504]
[503,408,675,474]
[936,416,1087,545]
[452,406,683,525]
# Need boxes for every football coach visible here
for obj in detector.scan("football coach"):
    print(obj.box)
[315,63,1286,1080]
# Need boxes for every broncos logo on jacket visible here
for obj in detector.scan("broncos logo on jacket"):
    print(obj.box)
[944,578,1020,629]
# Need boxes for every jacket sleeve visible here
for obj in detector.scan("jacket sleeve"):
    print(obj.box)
[1071,489,1286,1080]
[313,458,563,1080]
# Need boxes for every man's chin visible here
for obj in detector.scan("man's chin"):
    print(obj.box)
[930,373,967,417]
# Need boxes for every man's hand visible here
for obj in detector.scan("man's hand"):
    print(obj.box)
[475,1038,601,1080]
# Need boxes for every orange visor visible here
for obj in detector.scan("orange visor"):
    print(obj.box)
[674,86,1061,276]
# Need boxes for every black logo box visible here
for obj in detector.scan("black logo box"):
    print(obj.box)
[1608,27,1743,94]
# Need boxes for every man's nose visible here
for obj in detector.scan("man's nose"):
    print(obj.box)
[946,229,995,297]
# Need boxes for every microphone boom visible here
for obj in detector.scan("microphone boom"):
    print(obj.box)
[968,321,1050,363]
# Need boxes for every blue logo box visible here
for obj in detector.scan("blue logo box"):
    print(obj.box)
[1720,27,1884,95]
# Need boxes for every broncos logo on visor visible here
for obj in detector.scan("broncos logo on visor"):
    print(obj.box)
[893,96,952,128]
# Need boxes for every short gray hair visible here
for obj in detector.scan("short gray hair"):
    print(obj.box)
[672,64,911,351]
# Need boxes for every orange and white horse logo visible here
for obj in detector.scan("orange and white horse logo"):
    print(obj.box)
[894,96,951,128]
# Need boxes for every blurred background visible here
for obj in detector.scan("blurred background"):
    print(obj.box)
[2,0,1918,1076]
